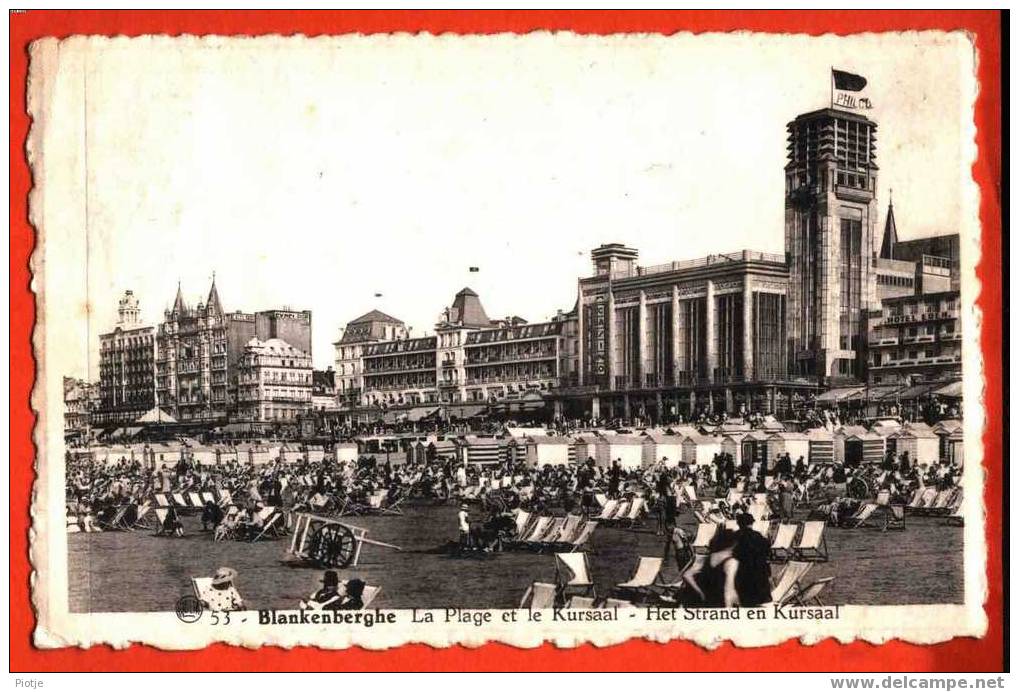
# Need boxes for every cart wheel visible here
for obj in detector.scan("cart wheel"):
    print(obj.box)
[847,477,870,500]
[309,523,357,567]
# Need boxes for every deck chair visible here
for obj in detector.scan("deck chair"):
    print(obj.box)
[682,485,698,505]
[555,552,595,598]
[884,505,906,531]
[913,487,938,513]
[192,576,245,611]
[607,500,631,522]
[770,560,814,605]
[200,491,217,505]
[360,585,382,609]
[793,576,835,606]
[795,521,829,561]
[615,557,663,598]
[251,508,284,542]
[154,493,171,508]
[187,492,203,508]
[512,516,551,547]
[552,514,584,545]
[691,522,719,554]
[945,502,965,526]
[620,497,646,527]
[171,492,188,508]
[931,489,954,513]
[594,500,619,521]
[567,596,596,609]
[752,520,774,540]
[134,501,152,527]
[514,510,533,539]
[875,489,891,506]
[218,489,233,506]
[593,493,609,508]
[906,488,926,510]
[519,582,557,610]
[849,503,880,528]
[748,502,770,522]
[566,521,598,552]
[770,523,798,561]
[723,520,739,532]
[530,517,566,548]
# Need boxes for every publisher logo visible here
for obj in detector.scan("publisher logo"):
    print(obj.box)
[175,595,203,623]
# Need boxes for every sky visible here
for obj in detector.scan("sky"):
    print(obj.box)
[37,31,976,375]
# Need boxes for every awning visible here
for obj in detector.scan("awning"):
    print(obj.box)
[932,380,963,398]
[446,404,487,419]
[843,385,904,402]
[895,383,939,400]
[815,387,864,403]
[406,407,438,422]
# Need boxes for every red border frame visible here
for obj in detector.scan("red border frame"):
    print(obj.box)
[10,10,1003,672]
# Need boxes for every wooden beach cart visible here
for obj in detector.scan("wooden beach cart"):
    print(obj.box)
[288,512,402,568]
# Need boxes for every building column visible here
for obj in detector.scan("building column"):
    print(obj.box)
[623,394,631,420]
[607,292,617,390]
[725,387,734,414]
[688,391,696,418]
[591,397,601,421]
[671,285,681,386]
[769,386,777,415]
[638,290,648,387]
[705,279,717,384]
[655,391,663,424]
[743,279,754,380]
[553,399,563,419]
[576,285,585,387]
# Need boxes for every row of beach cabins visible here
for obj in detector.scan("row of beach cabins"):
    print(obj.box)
[79,418,964,471]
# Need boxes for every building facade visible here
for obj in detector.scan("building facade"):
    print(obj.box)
[95,290,158,425]
[235,338,314,422]
[865,292,962,386]
[333,310,410,408]
[555,245,801,421]
[63,377,94,438]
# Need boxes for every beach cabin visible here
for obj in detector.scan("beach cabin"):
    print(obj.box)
[279,444,305,464]
[765,432,810,469]
[148,443,184,467]
[720,432,752,466]
[216,447,239,466]
[460,436,508,466]
[237,444,271,465]
[871,419,903,440]
[805,429,835,465]
[573,433,602,467]
[596,435,645,470]
[841,431,885,466]
[520,435,575,467]
[682,434,722,467]
[333,442,358,464]
[303,445,325,464]
[933,419,964,465]
[737,430,770,468]
[833,426,868,465]
[642,431,685,468]
[502,426,548,440]
[888,427,940,465]
[424,438,459,463]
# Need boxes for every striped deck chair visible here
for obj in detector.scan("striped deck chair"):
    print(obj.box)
[770,523,798,561]
[849,503,880,528]
[594,499,620,521]
[154,493,171,508]
[566,521,598,552]
[792,576,835,606]
[567,596,596,609]
[555,552,595,598]
[171,492,188,508]
[514,516,552,546]
[913,487,938,514]
[531,517,567,548]
[552,514,584,546]
[250,508,284,542]
[607,500,631,522]
[620,497,647,527]
[930,489,956,515]
[513,510,533,539]
[134,501,152,527]
[187,492,203,508]
[593,493,609,508]
[770,560,814,605]
[795,521,829,561]
[691,522,719,554]
[906,488,926,511]
[682,485,698,505]
[200,491,217,505]
[615,557,663,598]
[520,582,557,610]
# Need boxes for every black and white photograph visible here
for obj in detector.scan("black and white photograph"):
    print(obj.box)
[29,30,985,650]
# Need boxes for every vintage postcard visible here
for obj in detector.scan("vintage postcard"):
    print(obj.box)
[29,30,988,651]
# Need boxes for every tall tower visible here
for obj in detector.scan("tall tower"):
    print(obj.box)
[116,289,141,327]
[784,108,879,381]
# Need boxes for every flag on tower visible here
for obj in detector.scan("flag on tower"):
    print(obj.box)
[831,69,873,112]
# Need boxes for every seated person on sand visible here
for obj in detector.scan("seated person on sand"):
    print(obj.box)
[157,505,184,537]
[201,500,224,531]
[300,571,366,611]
